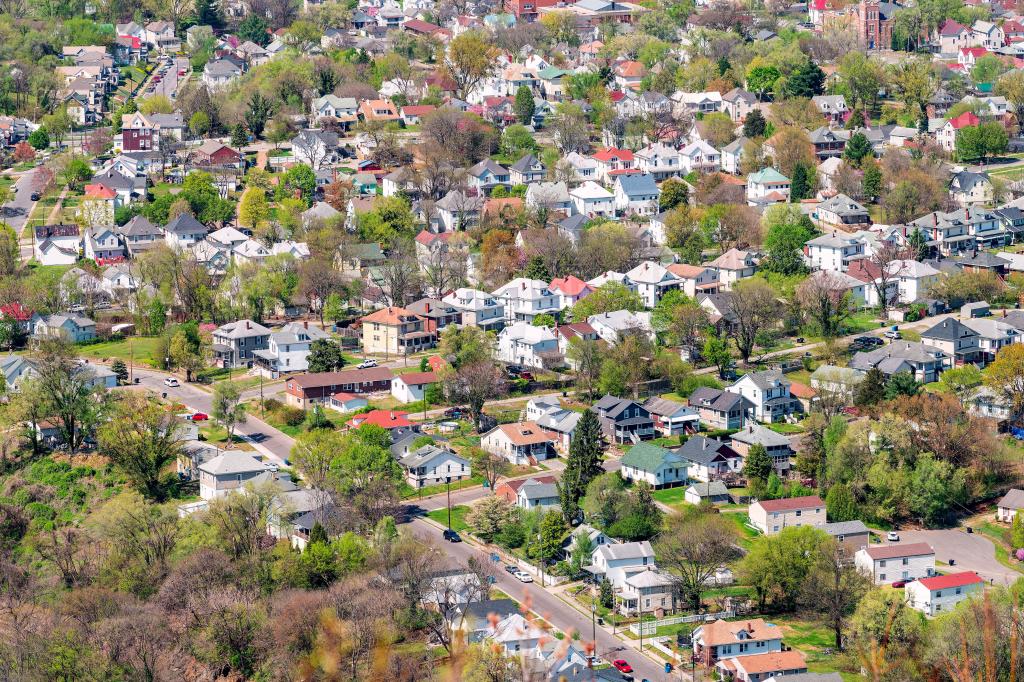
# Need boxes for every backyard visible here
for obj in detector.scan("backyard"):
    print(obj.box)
[78,336,164,367]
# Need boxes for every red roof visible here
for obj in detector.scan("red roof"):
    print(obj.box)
[550,275,591,297]
[347,409,412,429]
[1004,19,1024,33]
[84,183,117,199]
[609,90,625,102]
[916,571,984,591]
[615,60,646,78]
[960,47,989,59]
[395,371,438,386]
[755,495,824,513]
[403,19,441,33]
[939,19,967,36]
[592,147,634,162]
[415,230,452,245]
[0,302,32,321]
[949,111,980,130]
[401,105,437,116]
[427,355,447,371]
[330,391,361,402]
[810,0,826,9]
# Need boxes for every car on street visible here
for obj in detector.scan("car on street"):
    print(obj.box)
[189,412,209,421]
[514,570,533,583]
[442,529,461,543]
[891,579,912,588]
[505,564,519,574]
[887,531,900,542]
[357,359,378,369]
[612,660,634,674]
[30,192,40,201]
[163,377,180,387]
[853,335,884,348]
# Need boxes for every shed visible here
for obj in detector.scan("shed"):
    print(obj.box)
[961,301,991,318]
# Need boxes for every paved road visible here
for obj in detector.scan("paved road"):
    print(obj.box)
[1,168,39,260]
[143,56,189,100]
[895,529,1022,586]
[407,516,681,682]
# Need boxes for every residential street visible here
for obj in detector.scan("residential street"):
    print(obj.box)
[1,167,39,261]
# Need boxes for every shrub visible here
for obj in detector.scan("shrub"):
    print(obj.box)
[280,407,306,427]
[262,398,282,412]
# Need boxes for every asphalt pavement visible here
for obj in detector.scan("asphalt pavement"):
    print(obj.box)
[2,168,39,260]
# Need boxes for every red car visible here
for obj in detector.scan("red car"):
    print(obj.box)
[612,660,633,674]
[189,412,209,421]
[891,579,911,588]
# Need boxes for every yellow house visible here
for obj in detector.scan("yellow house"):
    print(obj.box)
[360,306,436,357]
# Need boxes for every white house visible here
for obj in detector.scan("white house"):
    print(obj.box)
[485,613,548,656]
[492,278,560,323]
[480,422,558,465]
[570,181,615,218]
[634,143,683,180]
[391,371,439,404]
[497,322,559,369]
[721,137,747,175]
[803,231,866,272]
[613,173,660,216]
[310,94,358,123]
[726,370,800,423]
[525,181,572,214]
[997,488,1024,522]
[625,261,681,308]
[198,451,271,500]
[516,478,561,510]
[588,541,656,590]
[710,249,758,290]
[895,259,941,303]
[748,495,826,535]
[252,322,329,378]
[34,225,81,265]
[905,572,985,617]
[680,140,721,174]
[442,287,505,331]
[587,310,655,346]
[854,542,936,585]
[619,442,689,488]
[693,619,784,666]
[397,444,470,489]
[746,168,791,203]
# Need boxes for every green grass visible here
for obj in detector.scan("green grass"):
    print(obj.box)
[973,521,1022,573]
[767,421,805,434]
[652,487,689,506]
[426,504,470,532]
[400,476,484,500]
[78,336,164,367]
[726,514,760,549]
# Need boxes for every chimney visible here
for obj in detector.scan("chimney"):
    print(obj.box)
[304,320,308,329]
[933,213,938,226]
[390,411,395,420]
[747,622,754,633]
[521,281,526,290]
[246,321,251,330]
[426,302,431,313]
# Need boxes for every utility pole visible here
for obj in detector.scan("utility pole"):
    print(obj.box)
[446,476,452,531]
[591,598,597,660]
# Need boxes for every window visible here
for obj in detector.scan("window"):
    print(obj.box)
[879,560,886,567]
[880,573,886,581]
[902,558,909,565]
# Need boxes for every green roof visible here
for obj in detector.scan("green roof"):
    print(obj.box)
[748,167,789,184]
[537,67,568,80]
[620,442,677,472]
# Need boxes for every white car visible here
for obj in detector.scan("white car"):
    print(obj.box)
[163,377,180,387]
[514,570,534,583]
[357,359,378,369]
[887,531,900,542]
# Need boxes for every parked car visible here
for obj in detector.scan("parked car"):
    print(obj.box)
[163,377,180,387]
[444,407,466,419]
[887,531,900,542]
[519,371,534,382]
[514,570,533,583]
[189,412,209,421]
[30,192,40,201]
[442,529,461,543]
[505,564,519,574]
[357,359,378,369]
[612,660,634,674]
[884,329,902,340]
[853,335,884,348]
[891,579,914,588]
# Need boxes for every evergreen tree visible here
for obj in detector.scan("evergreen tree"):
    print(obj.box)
[843,132,873,167]
[861,161,882,201]
[784,60,826,98]
[111,359,128,385]
[419,357,429,372]
[790,163,810,202]
[1012,513,1024,550]
[599,578,614,607]
[522,255,550,280]
[306,404,332,430]
[230,123,249,148]
[743,109,767,138]
[854,367,886,407]
[908,228,929,260]
[309,521,329,545]
[885,370,920,399]
[825,483,858,522]
[244,92,273,139]
[743,443,774,484]
[307,339,346,373]
[514,85,535,125]
[195,0,224,29]
[237,14,270,46]
[560,409,603,523]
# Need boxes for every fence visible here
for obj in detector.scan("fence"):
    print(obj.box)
[628,610,736,637]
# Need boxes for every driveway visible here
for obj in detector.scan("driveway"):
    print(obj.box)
[896,528,1021,586]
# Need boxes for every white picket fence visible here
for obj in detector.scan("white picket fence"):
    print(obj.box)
[628,610,736,637]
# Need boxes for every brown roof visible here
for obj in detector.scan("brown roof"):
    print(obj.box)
[789,381,817,399]
[698,619,784,647]
[734,650,807,675]
[491,422,557,446]
[667,263,707,279]
[287,366,393,389]
[360,306,418,325]
[754,495,824,513]
[395,371,438,386]
[499,475,557,494]
[863,542,934,560]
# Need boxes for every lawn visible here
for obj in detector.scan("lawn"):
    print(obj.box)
[652,487,689,507]
[973,520,1022,573]
[426,504,470,532]
[767,421,806,434]
[726,514,760,549]
[400,476,484,500]
[78,336,164,367]
[199,424,254,451]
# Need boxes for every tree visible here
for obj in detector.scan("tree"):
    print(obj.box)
[559,409,603,523]
[306,339,346,373]
[567,338,602,400]
[445,31,499,101]
[657,511,740,610]
[238,188,270,230]
[939,365,983,408]
[13,141,35,163]
[743,109,767,138]
[513,85,535,125]
[468,446,508,493]
[998,69,1024,135]
[956,121,1009,162]
[785,60,826,98]
[730,278,781,362]
[703,333,732,377]
[746,62,781,99]
[212,381,246,446]
[762,206,816,275]
[41,108,72,150]
[789,162,812,202]
[442,360,508,431]
[743,444,774,487]
[907,227,929,260]
[195,0,224,28]
[34,340,103,454]
[530,510,567,565]
[244,91,273,139]
[885,371,920,400]
[854,367,886,407]
[111,359,128,385]
[237,14,270,46]
[838,52,882,109]
[739,525,829,612]
[230,123,248,148]
[798,272,853,339]
[800,538,871,650]
[98,394,182,501]
[985,343,1024,424]
[27,128,49,150]
[861,161,882,201]
[972,53,1007,85]
[659,177,689,211]
[843,132,873,167]
[825,483,858,522]
[466,496,515,543]
[570,282,644,321]
[189,111,211,138]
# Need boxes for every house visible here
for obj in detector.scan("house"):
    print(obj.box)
[685,480,732,505]
[726,370,800,423]
[587,310,655,346]
[492,278,560,323]
[894,260,941,304]
[689,387,752,430]
[284,367,393,408]
[193,140,242,168]
[849,342,950,383]
[346,409,414,430]
[807,126,848,160]
[311,94,359,124]
[398,444,470,489]
[997,488,1024,522]
[211,319,270,369]
[467,159,511,194]
[591,147,635,184]
[619,442,689,488]
[718,650,808,682]
[949,170,994,207]
[434,190,484,231]
[399,104,436,126]
[920,318,983,367]
[812,94,848,125]
[594,394,655,444]
[358,99,400,123]
[291,129,339,170]
[526,397,582,451]
[202,59,243,89]
[906,572,985,617]
[675,436,744,483]
[406,298,461,333]
[938,111,980,152]
[746,168,790,203]
[938,19,971,54]
[643,396,699,437]
[391,371,439,404]
[509,154,546,185]
[855,542,936,585]
[359,306,436,357]
[822,520,871,557]
[810,365,865,400]
[613,173,660,216]
[634,143,683,180]
[485,612,548,655]
[34,225,81,265]
[723,88,758,122]
[326,392,368,413]
[525,181,572,215]
[481,422,558,465]
[250,322,327,379]
[570,181,615,218]
[198,451,270,500]
[586,541,656,591]
[666,264,719,300]
[31,313,96,343]
[496,474,558,503]
[803,231,866,272]
[624,261,681,308]
[457,599,521,644]
[164,213,207,249]
[680,140,721,174]
[497,322,560,369]
[676,90,723,114]
[693,618,785,667]
[748,495,826,535]
[710,249,758,290]
[962,317,1019,363]
[442,288,504,331]
[721,137,748,175]
[729,425,794,475]
[813,195,872,231]
[549,276,593,311]
[516,478,561,510]
[972,19,1004,49]
[619,567,678,617]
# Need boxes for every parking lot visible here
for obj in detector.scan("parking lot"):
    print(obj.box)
[896,528,1021,586]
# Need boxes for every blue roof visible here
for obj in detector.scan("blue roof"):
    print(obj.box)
[616,173,659,196]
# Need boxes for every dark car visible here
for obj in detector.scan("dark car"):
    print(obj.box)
[505,564,518,574]
[855,336,884,347]
[30,192,40,201]
[443,407,466,419]
[442,529,462,543]
[519,371,534,382]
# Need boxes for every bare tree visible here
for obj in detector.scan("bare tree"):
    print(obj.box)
[422,235,469,299]
[864,241,906,316]
[443,360,508,431]
[800,538,871,651]
[656,513,741,611]
[34,527,97,588]
[730,278,781,363]
[797,271,854,339]
[373,239,421,307]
